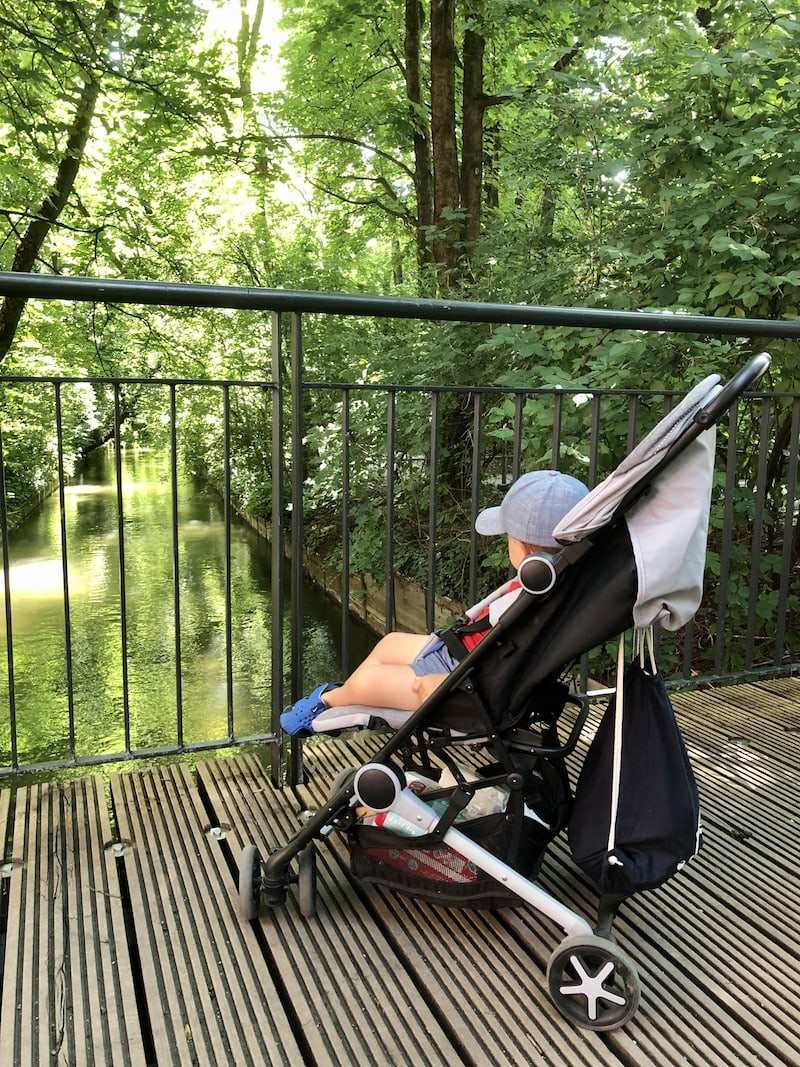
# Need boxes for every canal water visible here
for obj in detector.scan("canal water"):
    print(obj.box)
[0,448,376,768]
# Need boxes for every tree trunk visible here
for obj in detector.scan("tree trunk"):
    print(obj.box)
[429,0,460,285]
[539,185,557,240]
[461,18,486,255]
[237,0,266,128]
[483,120,500,211]
[405,0,434,274]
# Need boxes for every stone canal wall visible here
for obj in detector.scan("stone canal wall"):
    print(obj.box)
[239,511,463,635]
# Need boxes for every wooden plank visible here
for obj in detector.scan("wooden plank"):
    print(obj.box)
[0,677,792,1067]
[751,676,800,708]
[662,687,800,888]
[109,763,305,1067]
[674,683,800,789]
[519,834,800,1067]
[0,779,145,1066]
[198,754,464,1067]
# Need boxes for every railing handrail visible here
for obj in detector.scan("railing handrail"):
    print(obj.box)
[2,270,800,337]
[0,371,790,401]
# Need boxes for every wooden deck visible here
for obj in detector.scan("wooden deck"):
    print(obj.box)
[0,677,798,1066]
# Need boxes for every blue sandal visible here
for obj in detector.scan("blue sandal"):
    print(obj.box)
[280,683,338,736]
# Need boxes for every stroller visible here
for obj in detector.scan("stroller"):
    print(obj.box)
[238,353,771,1032]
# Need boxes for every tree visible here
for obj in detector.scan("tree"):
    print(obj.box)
[0,0,117,360]
[2,0,798,589]
[0,0,268,369]
[274,0,506,290]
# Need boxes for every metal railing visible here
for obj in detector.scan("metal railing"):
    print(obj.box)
[1,271,799,778]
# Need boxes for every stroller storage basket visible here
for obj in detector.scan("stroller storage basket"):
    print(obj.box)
[349,811,553,908]
[349,745,572,909]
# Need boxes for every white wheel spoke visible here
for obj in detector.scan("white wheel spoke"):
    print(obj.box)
[559,953,627,1020]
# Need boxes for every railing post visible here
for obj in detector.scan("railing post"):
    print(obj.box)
[341,388,352,674]
[715,402,740,677]
[169,384,184,748]
[270,312,285,786]
[512,394,524,480]
[289,312,305,785]
[775,398,800,667]
[112,384,132,755]
[0,416,18,769]
[54,382,78,763]
[222,383,235,740]
[745,399,773,669]
[426,392,440,632]
[385,389,396,631]
[469,392,483,605]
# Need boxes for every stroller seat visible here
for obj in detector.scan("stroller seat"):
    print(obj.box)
[311,702,423,733]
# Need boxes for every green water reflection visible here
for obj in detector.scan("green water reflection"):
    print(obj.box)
[0,448,375,766]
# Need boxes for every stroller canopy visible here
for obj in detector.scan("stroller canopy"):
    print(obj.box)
[554,375,722,631]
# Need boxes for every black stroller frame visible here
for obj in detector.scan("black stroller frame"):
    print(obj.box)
[239,353,771,1032]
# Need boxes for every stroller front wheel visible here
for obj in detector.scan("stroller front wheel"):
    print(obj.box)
[546,934,640,1031]
[238,843,262,921]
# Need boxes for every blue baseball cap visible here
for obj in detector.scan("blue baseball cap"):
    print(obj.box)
[475,470,589,547]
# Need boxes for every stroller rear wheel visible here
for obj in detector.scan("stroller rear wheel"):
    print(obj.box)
[238,843,262,921]
[546,934,640,1031]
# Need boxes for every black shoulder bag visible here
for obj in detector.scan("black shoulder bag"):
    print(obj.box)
[568,629,703,896]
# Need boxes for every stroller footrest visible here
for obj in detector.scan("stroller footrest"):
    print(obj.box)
[312,704,412,732]
[312,704,469,736]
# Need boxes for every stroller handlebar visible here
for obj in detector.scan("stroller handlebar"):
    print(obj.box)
[655,351,771,481]
[694,351,771,428]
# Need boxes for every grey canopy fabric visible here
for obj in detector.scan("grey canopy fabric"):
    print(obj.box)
[553,374,722,631]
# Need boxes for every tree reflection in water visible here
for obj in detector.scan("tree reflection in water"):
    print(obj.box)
[0,447,376,767]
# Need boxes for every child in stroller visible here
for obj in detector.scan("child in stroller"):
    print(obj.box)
[239,353,771,1033]
[279,469,589,736]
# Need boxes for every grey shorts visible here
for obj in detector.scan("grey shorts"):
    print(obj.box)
[410,638,459,677]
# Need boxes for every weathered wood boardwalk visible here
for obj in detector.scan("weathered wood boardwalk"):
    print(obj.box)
[0,677,798,1066]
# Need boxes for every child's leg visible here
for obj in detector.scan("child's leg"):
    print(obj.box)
[280,631,437,733]
[323,632,432,711]
[357,631,432,667]
[323,662,422,712]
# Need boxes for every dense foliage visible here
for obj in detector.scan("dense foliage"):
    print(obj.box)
[1,0,798,674]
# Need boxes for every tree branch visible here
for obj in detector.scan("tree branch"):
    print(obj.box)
[266,131,416,181]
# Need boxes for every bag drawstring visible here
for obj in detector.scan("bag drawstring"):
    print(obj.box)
[633,624,657,675]
[607,632,627,858]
